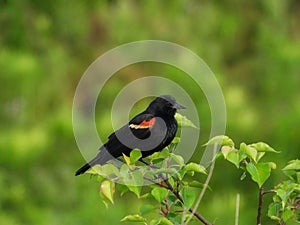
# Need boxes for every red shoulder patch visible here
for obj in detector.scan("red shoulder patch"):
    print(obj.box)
[140,117,156,127]
[129,117,156,129]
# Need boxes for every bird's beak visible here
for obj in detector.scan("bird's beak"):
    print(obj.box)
[173,102,186,109]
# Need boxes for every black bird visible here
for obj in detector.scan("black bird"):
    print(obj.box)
[75,95,185,176]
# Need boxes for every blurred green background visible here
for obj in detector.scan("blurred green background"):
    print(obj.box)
[1,0,299,224]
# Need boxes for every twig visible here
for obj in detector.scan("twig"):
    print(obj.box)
[143,176,169,189]
[160,205,167,216]
[184,143,218,225]
[187,208,212,225]
[163,177,213,225]
[143,175,213,225]
[263,189,276,195]
[142,158,214,225]
[257,187,264,225]
[257,188,276,225]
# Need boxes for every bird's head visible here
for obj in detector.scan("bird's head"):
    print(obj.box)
[147,95,185,116]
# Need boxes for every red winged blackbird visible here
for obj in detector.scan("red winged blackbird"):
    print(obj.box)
[75,95,185,176]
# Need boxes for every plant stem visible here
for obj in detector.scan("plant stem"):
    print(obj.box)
[143,177,169,189]
[188,208,212,225]
[262,189,276,195]
[184,143,218,225]
[143,170,213,224]
[257,188,276,225]
[235,193,240,225]
[163,178,213,225]
[257,187,264,225]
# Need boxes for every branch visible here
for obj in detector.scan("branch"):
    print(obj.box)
[143,154,214,225]
[257,188,276,225]
[143,176,169,189]
[257,187,264,225]
[188,208,213,225]
[164,177,213,225]
[262,189,276,195]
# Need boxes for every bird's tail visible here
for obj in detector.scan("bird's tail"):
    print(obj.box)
[75,147,112,176]
[75,162,92,176]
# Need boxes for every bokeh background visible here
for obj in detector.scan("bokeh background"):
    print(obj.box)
[1,0,299,224]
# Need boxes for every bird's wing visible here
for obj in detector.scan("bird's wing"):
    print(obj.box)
[104,113,155,157]
[127,113,171,155]
[128,113,156,138]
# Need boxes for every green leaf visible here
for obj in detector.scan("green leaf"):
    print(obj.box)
[160,148,171,158]
[184,162,207,174]
[250,142,279,153]
[167,177,175,187]
[130,149,142,163]
[99,192,110,208]
[153,168,177,175]
[189,181,212,191]
[226,149,241,168]
[121,214,146,223]
[140,204,156,215]
[175,168,186,180]
[221,146,233,159]
[175,113,197,128]
[140,193,153,200]
[246,162,272,187]
[282,159,300,171]
[170,153,185,166]
[189,181,203,188]
[96,175,105,183]
[276,187,294,209]
[150,217,174,225]
[240,142,257,162]
[256,152,266,162]
[132,170,144,185]
[180,186,195,209]
[240,171,247,180]
[282,208,295,222]
[117,184,129,196]
[268,202,281,221]
[282,169,299,182]
[150,219,159,225]
[171,137,180,144]
[100,180,115,204]
[126,170,143,198]
[86,164,102,175]
[268,162,277,170]
[148,148,170,161]
[120,164,129,177]
[158,217,174,225]
[101,164,120,176]
[151,187,168,203]
[128,185,142,198]
[203,135,234,147]
[123,153,131,166]
[87,164,120,177]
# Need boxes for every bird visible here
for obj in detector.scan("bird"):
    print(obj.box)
[75,95,185,176]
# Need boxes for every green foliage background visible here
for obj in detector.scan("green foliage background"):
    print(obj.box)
[1,0,299,224]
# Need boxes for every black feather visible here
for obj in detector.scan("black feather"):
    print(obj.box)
[75,95,184,176]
